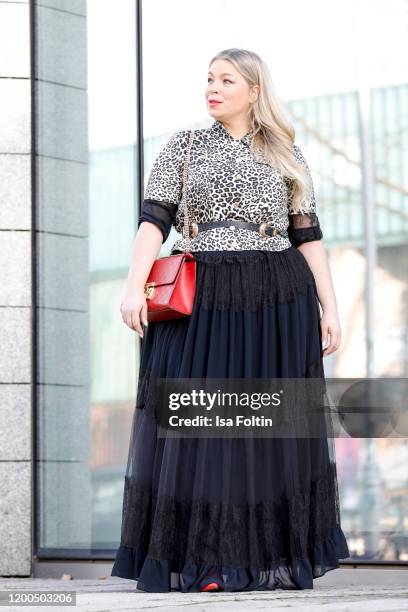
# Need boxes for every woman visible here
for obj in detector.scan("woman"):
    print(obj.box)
[111,48,350,593]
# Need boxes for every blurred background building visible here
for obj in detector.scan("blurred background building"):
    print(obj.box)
[0,0,407,577]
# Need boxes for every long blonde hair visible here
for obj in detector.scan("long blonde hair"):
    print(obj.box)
[209,48,311,212]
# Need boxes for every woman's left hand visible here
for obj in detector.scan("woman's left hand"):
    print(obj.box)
[320,308,341,356]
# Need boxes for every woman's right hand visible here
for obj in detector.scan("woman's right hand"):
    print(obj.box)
[120,289,148,338]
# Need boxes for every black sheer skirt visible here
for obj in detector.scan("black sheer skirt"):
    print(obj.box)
[111,247,350,592]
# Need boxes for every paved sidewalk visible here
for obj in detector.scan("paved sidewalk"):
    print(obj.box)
[0,570,407,611]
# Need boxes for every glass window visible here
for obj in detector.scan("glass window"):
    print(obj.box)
[36,0,138,555]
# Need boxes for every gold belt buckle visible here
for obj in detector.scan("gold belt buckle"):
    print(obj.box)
[144,282,156,299]
[259,222,278,238]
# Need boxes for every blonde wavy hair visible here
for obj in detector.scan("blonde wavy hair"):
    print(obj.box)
[209,48,311,212]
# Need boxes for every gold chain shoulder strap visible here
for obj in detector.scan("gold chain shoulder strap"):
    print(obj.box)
[181,129,195,241]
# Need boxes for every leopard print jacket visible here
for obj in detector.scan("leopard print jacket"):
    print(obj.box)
[139,119,323,252]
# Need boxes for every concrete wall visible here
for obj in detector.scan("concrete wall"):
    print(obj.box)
[0,0,88,577]
[0,0,33,577]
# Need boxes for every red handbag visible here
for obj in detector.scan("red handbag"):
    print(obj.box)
[143,129,197,322]
[144,252,196,322]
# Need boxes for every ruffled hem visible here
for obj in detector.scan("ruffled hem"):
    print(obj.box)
[111,525,350,593]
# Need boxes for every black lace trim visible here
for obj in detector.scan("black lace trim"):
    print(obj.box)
[118,459,341,571]
[175,248,318,311]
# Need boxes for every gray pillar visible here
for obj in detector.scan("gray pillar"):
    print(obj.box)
[0,0,33,577]
[0,0,89,576]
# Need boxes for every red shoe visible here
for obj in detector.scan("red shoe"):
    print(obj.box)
[201,581,221,592]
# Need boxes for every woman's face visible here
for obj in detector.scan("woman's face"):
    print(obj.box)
[206,59,256,121]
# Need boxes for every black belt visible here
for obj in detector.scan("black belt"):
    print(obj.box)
[189,219,288,239]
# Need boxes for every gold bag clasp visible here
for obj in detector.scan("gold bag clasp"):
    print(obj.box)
[144,282,156,299]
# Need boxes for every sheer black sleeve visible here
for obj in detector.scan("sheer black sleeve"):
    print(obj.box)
[287,211,323,248]
[138,199,178,243]
[286,144,323,248]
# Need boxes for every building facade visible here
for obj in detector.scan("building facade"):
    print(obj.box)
[1,0,407,578]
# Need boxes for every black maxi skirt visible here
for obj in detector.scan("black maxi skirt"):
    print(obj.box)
[111,247,350,592]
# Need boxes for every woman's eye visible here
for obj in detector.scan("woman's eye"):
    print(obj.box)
[207,78,233,84]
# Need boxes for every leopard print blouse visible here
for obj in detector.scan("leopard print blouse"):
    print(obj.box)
[139,119,323,252]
